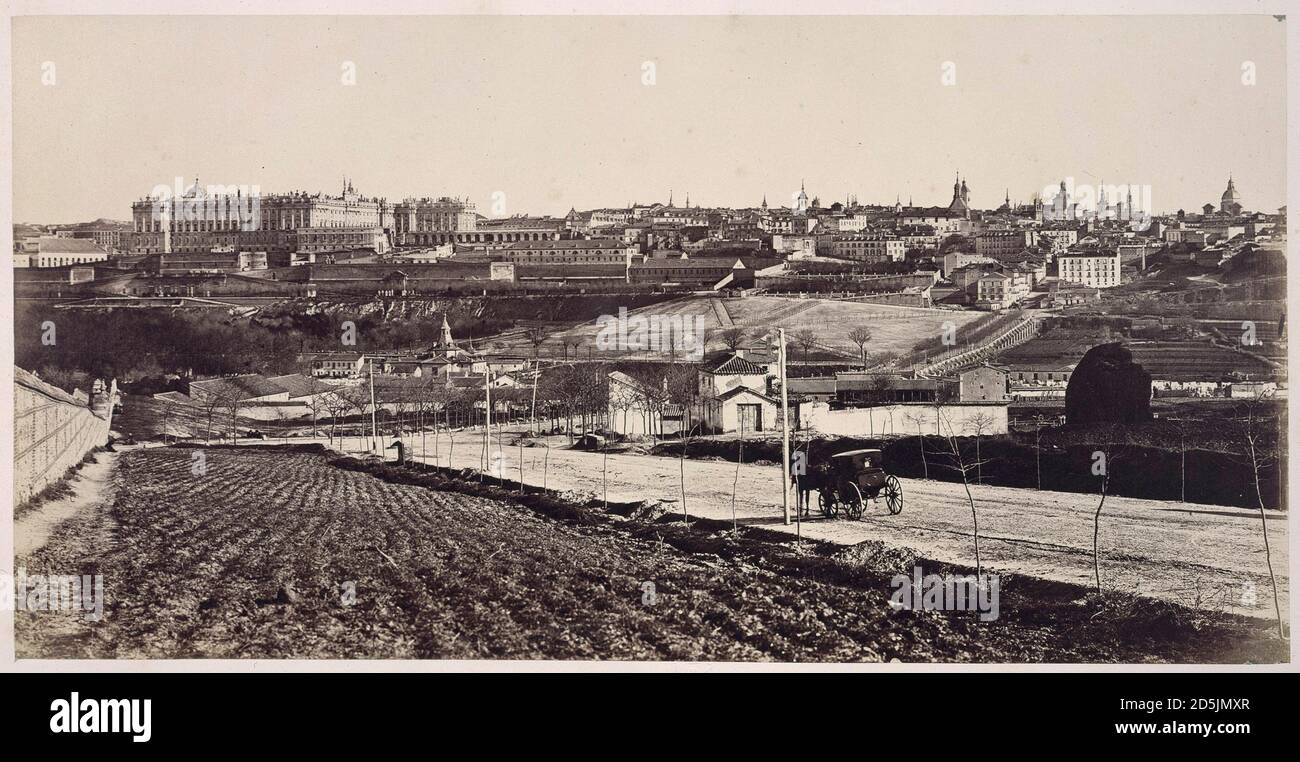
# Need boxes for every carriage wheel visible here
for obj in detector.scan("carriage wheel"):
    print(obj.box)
[883,475,903,515]
[818,489,837,519]
[843,482,866,520]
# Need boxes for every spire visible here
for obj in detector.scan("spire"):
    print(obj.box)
[668,189,673,207]
[440,314,454,348]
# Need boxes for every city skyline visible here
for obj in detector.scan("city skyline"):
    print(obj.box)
[12,14,1287,222]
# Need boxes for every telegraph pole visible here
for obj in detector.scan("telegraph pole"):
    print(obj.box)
[484,365,493,472]
[530,363,540,436]
[779,328,791,526]
[368,357,378,453]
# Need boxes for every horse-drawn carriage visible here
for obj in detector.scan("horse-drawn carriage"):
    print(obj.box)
[801,448,902,520]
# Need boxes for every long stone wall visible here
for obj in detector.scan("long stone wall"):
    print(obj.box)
[13,367,115,504]
[799,401,1009,438]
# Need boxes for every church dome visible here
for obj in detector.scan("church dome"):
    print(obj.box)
[1221,177,1240,203]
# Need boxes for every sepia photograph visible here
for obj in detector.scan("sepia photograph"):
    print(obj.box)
[2,1,1294,697]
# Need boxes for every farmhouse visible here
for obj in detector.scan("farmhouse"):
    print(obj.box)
[703,386,780,434]
[956,366,1009,402]
[299,352,367,379]
[692,353,778,434]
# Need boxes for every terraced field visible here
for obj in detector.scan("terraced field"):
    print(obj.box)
[542,295,983,358]
[14,446,1286,662]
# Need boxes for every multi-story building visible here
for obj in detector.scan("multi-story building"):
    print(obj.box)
[1164,227,1209,246]
[975,229,1036,261]
[974,271,1032,310]
[830,234,906,264]
[62,223,134,252]
[941,250,995,277]
[487,239,638,266]
[1035,226,1079,256]
[894,224,942,251]
[1057,248,1123,288]
[296,227,390,254]
[588,208,633,228]
[392,196,477,245]
[14,237,110,268]
[132,179,390,256]
[159,248,268,275]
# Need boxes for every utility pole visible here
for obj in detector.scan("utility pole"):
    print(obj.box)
[484,364,493,474]
[368,358,378,454]
[779,328,791,526]
[530,363,540,436]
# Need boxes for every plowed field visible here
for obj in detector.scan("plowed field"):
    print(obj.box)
[14,446,1285,662]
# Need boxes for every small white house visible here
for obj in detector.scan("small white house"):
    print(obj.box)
[703,386,779,434]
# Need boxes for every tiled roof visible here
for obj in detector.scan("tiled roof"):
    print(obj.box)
[189,374,288,401]
[35,237,106,254]
[504,239,630,250]
[715,385,777,403]
[633,258,745,271]
[786,378,836,394]
[266,374,323,398]
[708,354,768,375]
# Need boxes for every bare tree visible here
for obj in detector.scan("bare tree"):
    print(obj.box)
[848,326,872,368]
[730,412,746,534]
[215,394,243,445]
[791,328,819,363]
[664,362,700,524]
[903,410,930,479]
[524,326,549,358]
[1089,424,1124,595]
[1238,392,1285,638]
[195,388,226,445]
[868,372,895,405]
[1032,414,1046,490]
[717,326,747,352]
[319,388,349,447]
[964,411,998,484]
[936,411,992,577]
[333,383,371,452]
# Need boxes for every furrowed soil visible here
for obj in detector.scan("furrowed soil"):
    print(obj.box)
[15,446,1285,662]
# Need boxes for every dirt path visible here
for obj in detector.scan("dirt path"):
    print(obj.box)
[14,449,122,557]
[376,433,1288,620]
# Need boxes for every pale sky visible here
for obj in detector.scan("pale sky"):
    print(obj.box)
[10,14,1288,222]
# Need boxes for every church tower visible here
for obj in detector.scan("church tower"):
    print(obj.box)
[947,173,971,218]
[795,180,810,214]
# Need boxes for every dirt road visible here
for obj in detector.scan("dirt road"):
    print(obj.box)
[376,431,1288,619]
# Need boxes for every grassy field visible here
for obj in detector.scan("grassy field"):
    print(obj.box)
[540,295,984,359]
[15,445,1286,662]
